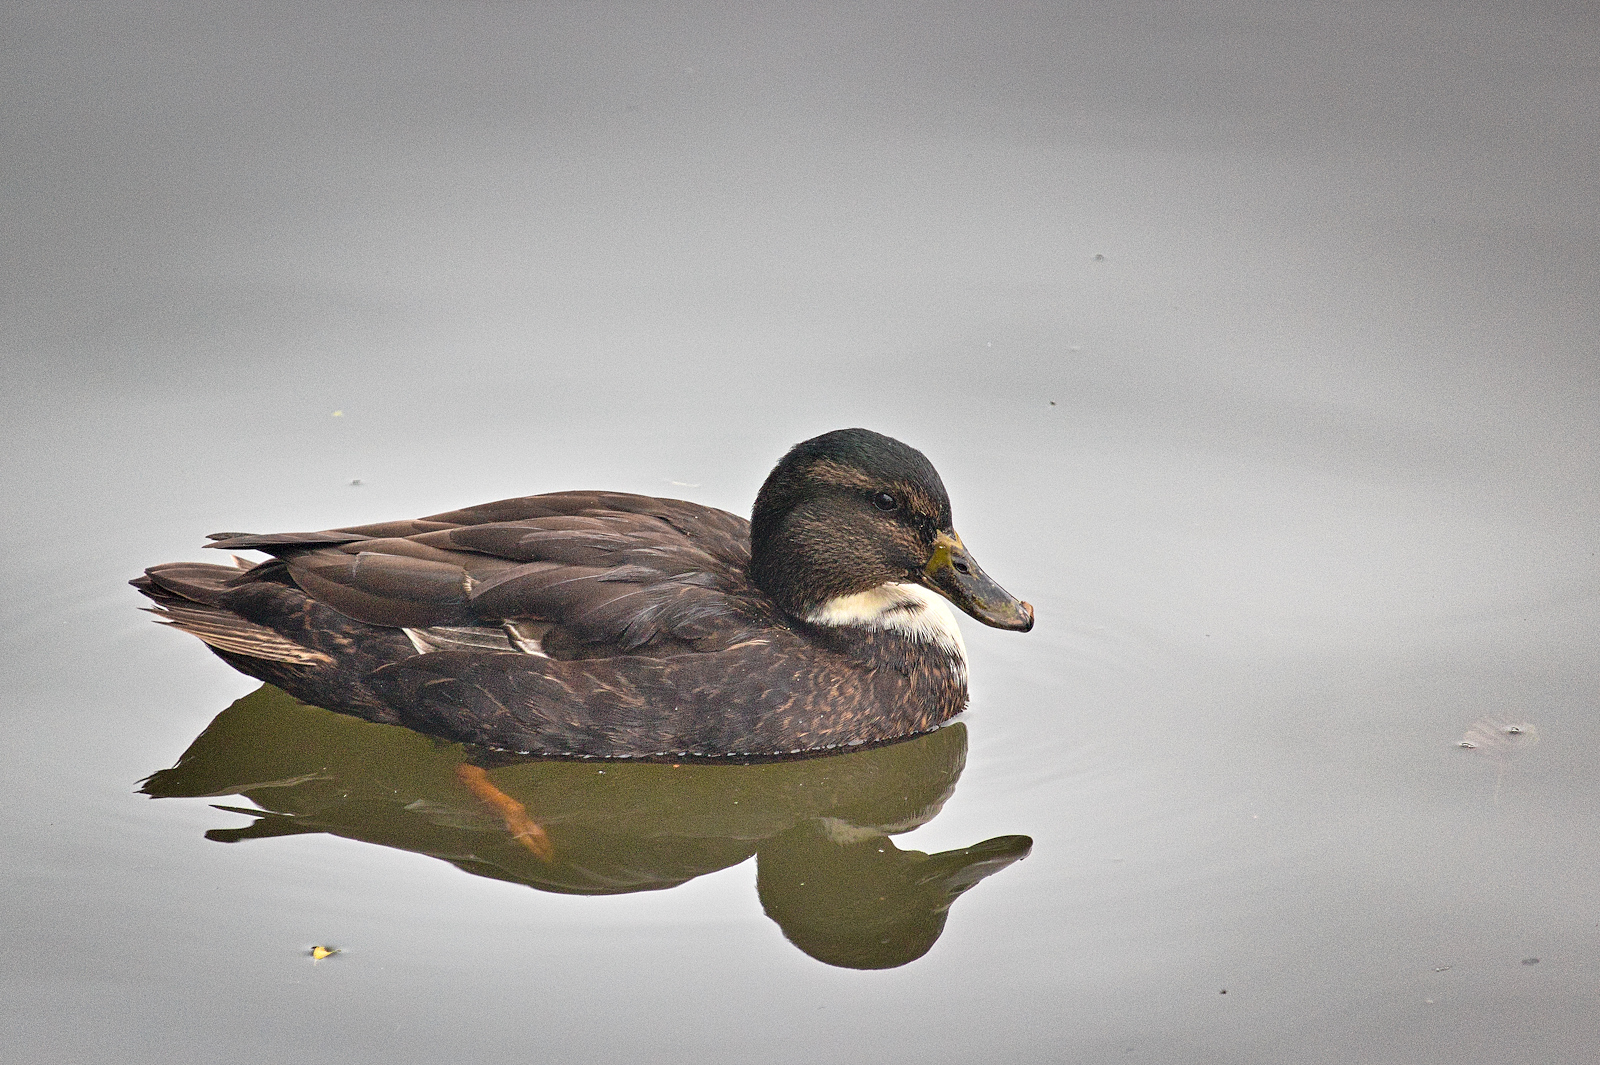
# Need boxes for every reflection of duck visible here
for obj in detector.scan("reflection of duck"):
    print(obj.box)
[135,429,1033,758]
[143,685,1032,969]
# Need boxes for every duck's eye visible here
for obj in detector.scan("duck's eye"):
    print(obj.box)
[872,491,899,512]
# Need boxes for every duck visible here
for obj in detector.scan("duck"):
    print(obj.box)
[134,428,1034,759]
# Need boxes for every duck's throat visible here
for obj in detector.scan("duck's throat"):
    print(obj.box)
[804,582,968,665]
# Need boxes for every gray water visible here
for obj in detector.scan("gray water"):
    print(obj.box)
[4,2,1598,1062]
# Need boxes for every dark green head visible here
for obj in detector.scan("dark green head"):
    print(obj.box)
[749,429,1034,631]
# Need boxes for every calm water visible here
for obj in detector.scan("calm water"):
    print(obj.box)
[5,3,1598,1062]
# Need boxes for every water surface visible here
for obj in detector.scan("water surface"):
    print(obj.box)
[4,3,1598,1062]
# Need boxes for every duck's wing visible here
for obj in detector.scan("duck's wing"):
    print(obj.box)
[207,492,777,657]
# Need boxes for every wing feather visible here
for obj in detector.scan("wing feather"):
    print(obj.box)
[209,491,771,655]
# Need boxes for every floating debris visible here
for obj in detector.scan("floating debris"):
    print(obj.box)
[310,945,341,960]
[1458,717,1539,804]
[1522,957,1540,965]
[1459,718,1539,752]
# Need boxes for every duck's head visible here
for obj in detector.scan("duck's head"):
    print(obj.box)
[749,429,1034,633]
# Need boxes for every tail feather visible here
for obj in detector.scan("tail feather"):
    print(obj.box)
[136,563,332,666]
[144,602,334,665]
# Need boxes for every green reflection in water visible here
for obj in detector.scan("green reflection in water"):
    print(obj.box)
[143,685,1031,969]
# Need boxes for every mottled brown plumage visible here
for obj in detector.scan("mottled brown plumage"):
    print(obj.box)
[135,429,1033,758]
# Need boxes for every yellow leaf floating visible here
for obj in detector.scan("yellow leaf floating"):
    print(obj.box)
[310,945,341,960]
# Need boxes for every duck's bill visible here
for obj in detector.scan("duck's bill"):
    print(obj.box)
[921,530,1035,632]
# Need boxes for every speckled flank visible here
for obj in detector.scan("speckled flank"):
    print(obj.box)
[136,506,965,756]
